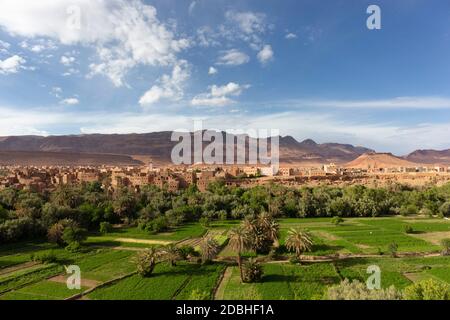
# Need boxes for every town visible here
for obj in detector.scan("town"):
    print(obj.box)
[2,160,450,195]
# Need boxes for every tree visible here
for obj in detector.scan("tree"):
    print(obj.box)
[242,258,263,283]
[62,225,87,251]
[285,228,313,261]
[228,227,251,282]
[403,279,450,300]
[199,237,220,264]
[47,222,65,246]
[162,244,182,267]
[136,247,161,277]
[441,238,450,256]
[439,202,450,217]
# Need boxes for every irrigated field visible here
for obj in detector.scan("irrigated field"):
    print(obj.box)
[0,216,449,300]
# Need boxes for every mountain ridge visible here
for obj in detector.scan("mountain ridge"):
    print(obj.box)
[0,132,447,165]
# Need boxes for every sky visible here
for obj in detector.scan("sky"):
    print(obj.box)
[0,0,450,155]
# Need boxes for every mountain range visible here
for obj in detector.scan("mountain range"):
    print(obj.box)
[0,132,448,166]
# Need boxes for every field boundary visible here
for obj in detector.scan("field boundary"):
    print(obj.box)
[65,271,138,300]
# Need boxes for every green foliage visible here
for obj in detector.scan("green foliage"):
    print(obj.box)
[30,250,58,264]
[188,289,210,300]
[404,225,414,234]
[388,242,399,257]
[403,279,450,300]
[331,216,344,226]
[242,258,263,283]
[99,221,113,234]
[441,238,450,256]
[199,237,220,264]
[136,248,160,277]
[326,279,402,300]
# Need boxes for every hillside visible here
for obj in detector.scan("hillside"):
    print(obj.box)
[0,132,373,165]
[406,149,450,165]
[345,152,418,169]
[0,151,143,166]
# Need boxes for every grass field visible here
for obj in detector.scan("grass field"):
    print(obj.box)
[88,262,225,300]
[0,216,449,300]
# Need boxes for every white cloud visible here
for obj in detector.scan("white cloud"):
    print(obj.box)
[0,40,10,49]
[216,49,250,66]
[285,33,297,40]
[60,56,76,66]
[0,55,26,74]
[225,11,266,35]
[192,82,250,107]
[60,98,79,105]
[139,60,190,106]
[257,45,274,65]
[51,87,63,98]
[208,67,218,75]
[0,0,189,87]
[188,1,197,15]
[287,97,450,109]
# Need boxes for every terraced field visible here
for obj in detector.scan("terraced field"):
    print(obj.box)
[0,216,449,300]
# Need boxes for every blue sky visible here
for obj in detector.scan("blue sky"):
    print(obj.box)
[0,0,450,154]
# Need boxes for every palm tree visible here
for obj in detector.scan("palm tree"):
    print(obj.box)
[228,227,251,282]
[162,244,181,267]
[285,228,313,261]
[136,247,161,277]
[199,237,220,264]
[267,220,280,248]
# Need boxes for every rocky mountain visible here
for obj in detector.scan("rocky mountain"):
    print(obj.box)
[0,132,374,166]
[405,149,450,165]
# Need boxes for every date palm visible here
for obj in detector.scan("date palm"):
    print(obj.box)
[228,227,251,282]
[199,237,220,264]
[162,244,181,267]
[285,228,313,261]
[136,247,161,277]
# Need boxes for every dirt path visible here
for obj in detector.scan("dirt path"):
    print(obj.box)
[115,238,173,245]
[214,267,233,300]
[48,275,100,288]
[0,262,39,276]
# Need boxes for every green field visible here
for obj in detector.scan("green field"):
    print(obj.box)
[0,216,449,300]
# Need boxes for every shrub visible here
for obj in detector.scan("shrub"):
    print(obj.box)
[331,216,344,226]
[326,279,401,300]
[179,245,198,259]
[404,225,414,234]
[99,221,113,234]
[439,202,450,217]
[188,289,210,300]
[199,216,210,228]
[419,208,434,217]
[441,238,450,256]
[403,279,450,300]
[144,216,169,234]
[388,242,398,257]
[242,258,263,283]
[31,250,58,264]
[399,204,418,216]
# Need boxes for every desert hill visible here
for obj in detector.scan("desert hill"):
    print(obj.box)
[0,151,142,166]
[405,149,450,165]
[345,152,418,169]
[0,132,373,166]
